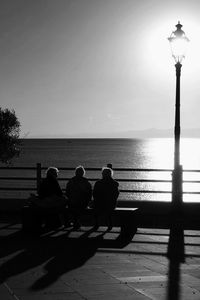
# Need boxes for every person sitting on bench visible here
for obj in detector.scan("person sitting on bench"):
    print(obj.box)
[38,167,66,229]
[38,167,63,198]
[66,165,92,229]
[93,166,119,231]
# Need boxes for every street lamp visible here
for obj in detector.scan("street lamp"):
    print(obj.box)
[168,22,189,207]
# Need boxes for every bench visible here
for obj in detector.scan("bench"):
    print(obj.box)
[22,205,138,239]
[65,207,139,238]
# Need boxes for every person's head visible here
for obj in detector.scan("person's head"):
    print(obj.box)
[102,167,113,179]
[75,165,85,177]
[46,167,59,179]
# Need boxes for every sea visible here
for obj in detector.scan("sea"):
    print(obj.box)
[2,138,200,202]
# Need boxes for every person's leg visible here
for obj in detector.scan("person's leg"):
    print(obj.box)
[106,213,113,231]
[72,209,81,229]
[93,211,99,230]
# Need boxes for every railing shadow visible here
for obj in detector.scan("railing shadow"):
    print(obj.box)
[0,225,136,290]
[0,229,99,287]
[0,210,197,299]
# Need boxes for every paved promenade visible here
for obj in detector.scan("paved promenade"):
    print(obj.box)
[1,218,200,300]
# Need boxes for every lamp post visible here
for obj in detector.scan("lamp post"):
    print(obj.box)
[168,22,189,208]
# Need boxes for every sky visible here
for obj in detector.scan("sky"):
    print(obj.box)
[1,0,200,138]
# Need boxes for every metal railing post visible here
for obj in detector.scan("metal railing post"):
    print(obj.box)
[36,163,42,194]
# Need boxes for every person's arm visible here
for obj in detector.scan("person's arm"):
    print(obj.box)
[93,181,99,199]
[65,180,71,197]
[114,181,120,199]
[54,179,63,196]
[87,181,92,199]
[38,179,45,198]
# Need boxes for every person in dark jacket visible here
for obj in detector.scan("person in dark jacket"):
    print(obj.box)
[93,167,119,231]
[38,167,63,198]
[66,165,92,229]
[38,167,66,229]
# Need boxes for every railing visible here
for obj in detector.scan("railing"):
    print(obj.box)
[1,163,200,203]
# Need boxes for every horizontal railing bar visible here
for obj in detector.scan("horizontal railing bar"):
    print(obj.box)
[183,170,200,173]
[62,179,200,183]
[0,187,199,194]
[0,188,195,194]
[1,166,200,172]
[0,177,37,180]
[1,177,200,184]
[77,168,173,172]
[0,167,36,170]
[181,191,200,195]
[0,187,37,191]
[0,177,170,182]
[57,178,173,182]
[119,190,171,193]
[120,190,200,194]
[0,167,191,171]
[0,189,170,193]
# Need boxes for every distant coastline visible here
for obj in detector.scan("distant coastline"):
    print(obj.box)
[21,128,200,139]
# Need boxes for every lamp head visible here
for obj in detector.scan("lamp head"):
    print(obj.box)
[168,21,189,63]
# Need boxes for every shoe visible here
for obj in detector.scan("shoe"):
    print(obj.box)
[64,221,72,228]
[73,221,81,230]
[107,225,113,232]
[93,224,99,231]
[107,223,113,232]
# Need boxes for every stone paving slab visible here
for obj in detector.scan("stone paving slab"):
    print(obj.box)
[19,295,84,300]
[0,284,17,300]
[62,281,149,300]
[118,275,167,283]
[1,223,200,299]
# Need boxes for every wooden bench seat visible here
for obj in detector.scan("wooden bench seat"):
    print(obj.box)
[22,205,138,238]
[65,207,139,237]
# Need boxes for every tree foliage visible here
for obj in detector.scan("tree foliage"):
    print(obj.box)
[0,108,21,164]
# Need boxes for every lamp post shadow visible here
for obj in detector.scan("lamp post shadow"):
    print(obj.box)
[167,206,185,300]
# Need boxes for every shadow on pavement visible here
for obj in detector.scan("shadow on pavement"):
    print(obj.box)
[0,226,136,290]
[167,214,185,300]
[0,216,187,299]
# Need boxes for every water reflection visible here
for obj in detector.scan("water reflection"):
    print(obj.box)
[141,138,200,170]
[2,138,200,202]
[181,138,200,169]
[131,138,174,169]
[123,138,200,202]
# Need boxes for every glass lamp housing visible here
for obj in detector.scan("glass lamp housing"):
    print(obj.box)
[168,21,189,63]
